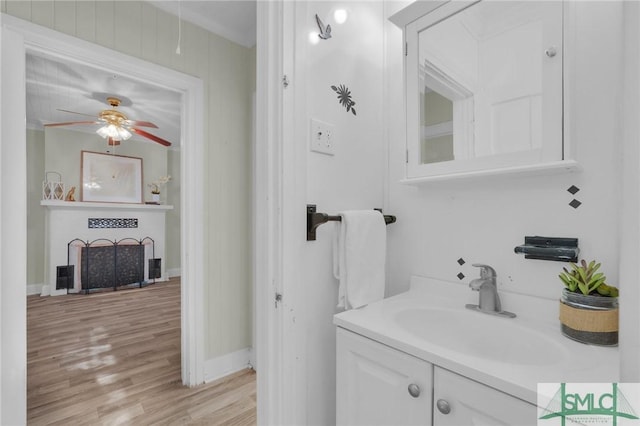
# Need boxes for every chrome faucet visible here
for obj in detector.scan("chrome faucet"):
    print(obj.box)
[466,264,516,318]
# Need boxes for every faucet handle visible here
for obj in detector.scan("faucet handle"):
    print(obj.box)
[472,264,496,279]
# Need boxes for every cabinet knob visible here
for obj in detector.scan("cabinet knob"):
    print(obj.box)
[436,399,451,415]
[545,46,557,58]
[407,383,421,398]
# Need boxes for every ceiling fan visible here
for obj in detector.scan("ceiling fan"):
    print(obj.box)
[44,96,172,147]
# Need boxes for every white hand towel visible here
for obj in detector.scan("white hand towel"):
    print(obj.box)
[333,210,386,309]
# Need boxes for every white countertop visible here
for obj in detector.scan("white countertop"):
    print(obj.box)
[334,276,619,404]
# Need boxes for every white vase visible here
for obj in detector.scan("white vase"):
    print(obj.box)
[151,193,160,203]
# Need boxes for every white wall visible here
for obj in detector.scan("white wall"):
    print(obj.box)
[386,0,625,372]
[282,2,631,423]
[271,0,637,423]
[289,2,386,424]
[386,2,623,300]
[619,1,640,382]
[275,1,636,424]
[2,0,253,366]
[44,127,168,203]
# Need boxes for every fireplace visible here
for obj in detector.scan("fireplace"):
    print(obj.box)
[42,201,172,296]
[66,237,157,293]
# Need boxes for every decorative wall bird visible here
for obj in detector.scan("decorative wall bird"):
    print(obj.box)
[316,14,332,40]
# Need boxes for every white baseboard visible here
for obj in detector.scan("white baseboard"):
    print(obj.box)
[26,283,44,296]
[30,284,67,297]
[203,347,253,383]
[166,268,181,278]
[249,347,256,371]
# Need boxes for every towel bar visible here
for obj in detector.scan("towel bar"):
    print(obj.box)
[307,204,396,241]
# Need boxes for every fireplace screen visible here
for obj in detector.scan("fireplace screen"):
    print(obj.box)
[66,237,157,293]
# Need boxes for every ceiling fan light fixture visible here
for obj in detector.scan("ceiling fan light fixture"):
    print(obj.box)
[96,124,132,141]
[96,125,114,139]
[118,127,132,140]
[51,96,171,146]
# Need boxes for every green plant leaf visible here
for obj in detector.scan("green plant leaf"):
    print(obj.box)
[576,267,589,287]
[577,281,589,295]
[589,272,605,285]
[560,259,614,296]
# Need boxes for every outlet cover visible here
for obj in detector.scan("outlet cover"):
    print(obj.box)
[310,118,335,155]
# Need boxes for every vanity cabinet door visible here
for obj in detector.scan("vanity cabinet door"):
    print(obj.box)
[433,367,536,426]
[336,328,433,426]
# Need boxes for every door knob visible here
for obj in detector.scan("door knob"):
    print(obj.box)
[545,47,557,58]
[436,399,451,414]
[407,383,421,398]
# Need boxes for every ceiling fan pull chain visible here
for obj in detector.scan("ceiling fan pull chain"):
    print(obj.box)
[176,0,182,55]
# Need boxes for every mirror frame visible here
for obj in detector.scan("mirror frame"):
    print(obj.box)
[390,0,580,184]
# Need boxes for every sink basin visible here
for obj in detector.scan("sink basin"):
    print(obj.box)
[393,307,569,366]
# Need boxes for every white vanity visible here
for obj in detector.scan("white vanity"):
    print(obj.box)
[334,276,618,425]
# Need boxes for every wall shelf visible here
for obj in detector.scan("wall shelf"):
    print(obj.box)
[41,200,174,211]
[399,160,582,185]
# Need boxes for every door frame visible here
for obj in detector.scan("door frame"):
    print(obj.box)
[255,1,284,423]
[0,14,205,423]
[255,1,304,423]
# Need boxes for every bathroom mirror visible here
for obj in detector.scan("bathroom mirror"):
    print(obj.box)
[392,1,578,182]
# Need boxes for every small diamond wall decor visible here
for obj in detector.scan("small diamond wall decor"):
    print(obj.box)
[567,185,582,208]
[457,257,465,265]
[567,185,580,195]
[457,272,465,280]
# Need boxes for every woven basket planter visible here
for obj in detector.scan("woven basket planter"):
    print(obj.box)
[559,289,618,346]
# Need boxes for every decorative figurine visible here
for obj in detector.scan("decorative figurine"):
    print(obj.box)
[65,186,76,202]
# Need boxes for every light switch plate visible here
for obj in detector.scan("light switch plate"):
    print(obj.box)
[310,118,335,155]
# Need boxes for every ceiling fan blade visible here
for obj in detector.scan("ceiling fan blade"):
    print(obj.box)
[131,128,172,147]
[57,109,98,118]
[124,120,158,128]
[44,120,99,127]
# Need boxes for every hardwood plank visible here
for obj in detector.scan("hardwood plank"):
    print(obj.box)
[27,277,256,425]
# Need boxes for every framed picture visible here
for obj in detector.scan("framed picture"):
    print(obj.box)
[81,151,143,203]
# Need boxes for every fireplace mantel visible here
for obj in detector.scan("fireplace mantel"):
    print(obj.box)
[41,200,173,211]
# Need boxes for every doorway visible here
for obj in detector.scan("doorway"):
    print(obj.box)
[1,14,205,423]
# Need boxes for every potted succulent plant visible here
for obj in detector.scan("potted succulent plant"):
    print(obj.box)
[558,259,618,346]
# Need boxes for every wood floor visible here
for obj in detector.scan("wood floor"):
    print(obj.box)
[27,278,256,425]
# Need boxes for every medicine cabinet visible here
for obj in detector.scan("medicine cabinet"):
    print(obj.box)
[390,1,579,183]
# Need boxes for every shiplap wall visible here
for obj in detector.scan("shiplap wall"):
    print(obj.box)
[2,0,255,360]
[26,129,45,287]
